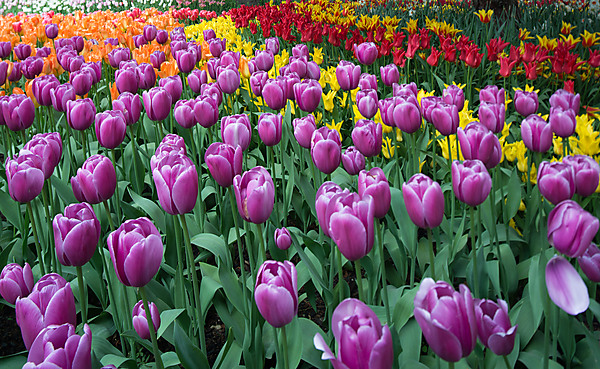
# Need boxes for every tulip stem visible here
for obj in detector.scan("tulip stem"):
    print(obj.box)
[449,362,455,369]
[470,206,479,298]
[337,243,344,303]
[26,201,46,275]
[76,266,87,328]
[228,188,250,318]
[179,213,206,354]
[447,135,455,257]
[427,227,436,280]
[377,219,391,324]
[281,325,290,369]
[503,355,512,369]
[102,200,115,232]
[139,286,165,369]
[111,149,122,223]
[257,222,267,264]
[41,183,57,272]
[173,215,189,313]
[394,128,401,187]
[354,259,364,302]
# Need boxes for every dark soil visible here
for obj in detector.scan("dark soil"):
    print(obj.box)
[0,304,25,356]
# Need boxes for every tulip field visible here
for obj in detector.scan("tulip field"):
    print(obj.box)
[2,0,600,368]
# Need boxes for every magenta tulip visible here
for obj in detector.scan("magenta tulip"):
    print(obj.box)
[342,146,366,175]
[275,227,292,250]
[293,114,316,149]
[547,200,599,258]
[356,88,379,119]
[23,323,91,369]
[5,153,44,203]
[71,154,116,204]
[66,98,96,131]
[53,202,100,267]
[2,94,35,132]
[257,113,283,146]
[546,255,589,315]
[549,89,580,112]
[351,119,382,157]
[537,161,575,205]
[311,126,342,175]
[380,63,399,86]
[233,166,275,224]
[262,77,287,110]
[193,95,219,128]
[474,299,517,356]
[113,92,142,126]
[205,142,243,187]
[578,243,600,282]
[143,87,172,121]
[457,122,502,169]
[294,79,322,113]
[402,173,444,228]
[0,263,34,305]
[442,84,465,111]
[452,160,492,207]
[32,74,60,107]
[51,83,76,112]
[479,85,505,104]
[153,154,198,215]
[521,114,552,153]
[562,155,600,197]
[95,110,127,149]
[336,60,361,91]
[132,299,161,340]
[221,114,252,151]
[21,132,62,179]
[354,42,378,65]
[255,260,298,327]
[514,90,538,117]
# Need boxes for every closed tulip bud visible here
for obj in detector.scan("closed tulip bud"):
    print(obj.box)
[563,155,600,197]
[32,74,60,107]
[414,278,477,362]
[250,70,268,97]
[549,106,576,138]
[2,94,35,132]
[288,43,306,58]
[578,243,600,282]
[71,36,84,53]
[150,50,166,70]
[71,154,116,204]
[314,298,393,369]
[95,110,127,149]
[265,37,280,54]
[452,160,492,206]
[217,64,240,94]
[156,29,169,44]
[205,142,242,187]
[546,255,589,315]
[81,62,102,84]
[153,154,198,215]
[171,41,187,59]
[255,260,298,327]
[115,67,139,94]
[380,96,422,133]
[151,135,187,171]
[478,102,505,134]
[328,191,375,261]
[203,29,216,41]
[23,323,91,369]
[275,227,292,250]
[108,48,131,69]
[187,69,207,94]
[356,88,379,119]
[315,182,343,237]
[66,55,85,73]
[289,56,308,78]
[208,38,226,58]
[136,63,156,90]
[159,75,182,103]
[358,167,391,218]
[104,38,119,46]
[393,82,418,98]
[16,273,77,349]
[206,57,220,79]
[514,90,538,117]
[70,69,94,96]
[221,114,252,151]
[254,50,274,72]
[0,61,7,86]
[53,202,100,267]
[233,166,275,224]
[293,114,316,149]
[354,42,378,65]
[257,113,283,146]
[201,82,223,106]
[521,114,552,152]
[21,56,44,79]
[21,132,62,179]
[442,84,465,111]
[358,72,378,90]
[0,263,33,305]
[294,79,322,113]
[342,146,366,175]
[479,85,505,104]
[336,60,361,91]
[306,61,321,80]
[176,49,197,73]
[537,161,575,204]
[457,122,502,169]
[263,77,287,110]
[50,83,76,112]
[547,199,599,257]
[132,300,160,340]
[143,24,157,42]
[351,119,382,157]
[0,42,11,59]
[66,98,96,131]
[5,153,44,203]
[283,73,300,102]
[402,173,444,228]
[14,43,31,61]
[174,99,196,129]
[45,23,59,39]
[7,61,22,82]
[475,299,518,356]
[170,27,186,42]
[36,47,51,58]
[192,95,219,128]
[420,96,442,123]
[380,63,399,86]
[311,126,342,174]
[550,88,580,112]
[143,87,172,121]
[113,92,142,126]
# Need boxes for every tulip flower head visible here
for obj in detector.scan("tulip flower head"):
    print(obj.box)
[152,153,198,215]
[0,263,34,305]
[233,166,275,224]
[474,299,517,356]
[66,98,96,131]
[537,161,575,205]
[53,202,101,267]
[547,200,599,258]
[71,154,116,204]
[562,155,600,197]
[5,153,44,203]
[578,243,600,282]
[293,114,317,149]
[457,122,502,169]
[358,167,391,219]
[205,142,243,188]
[255,260,298,327]
[143,87,172,121]
[275,227,292,250]
[311,126,342,175]
[221,114,252,151]
[23,323,91,369]
[257,113,283,146]
[546,255,589,315]
[521,115,552,153]
[351,119,382,157]
[336,60,361,91]
[451,160,492,207]
[132,299,161,340]
[21,132,62,180]
[402,173,444,229]
[342,146,366,175]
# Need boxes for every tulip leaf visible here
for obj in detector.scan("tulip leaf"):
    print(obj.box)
[298,318,328,369]
[398,319,422,363]
[49,173,77,206]
[390,187,417,257]
[200,275,221,319]
[99,354,135,369]
[0,354,27,369]
[173,321,210,369]
[191,233,232,267]
[157,308,185,339]
[0,189,20,229]
[217,260,246,315]
[505,168,522,220]
[129,188,166,231]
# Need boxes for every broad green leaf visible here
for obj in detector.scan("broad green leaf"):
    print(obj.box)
[173,321,210,369]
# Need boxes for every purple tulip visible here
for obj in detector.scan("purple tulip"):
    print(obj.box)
[255,50,274,72]
[255,260,298,327]
[265,37,280,54]
[262,77,287,110]
[547,200,599,258]
[0,42,11,59]
[115,67,139,94]
[549,106,577,138]
[143,24,157,42]
[65,55,85,73]
[50,83,76,112]
[133,35,147,49]
[452,160,492,207]
[203,29,216,41]
[233,166,275,224]
[113,92,142,126]
[70,69,94,97]
[201,82,223,107]
[275,227,292,250]
[53,202,100,267]
[537,161,575,205]
[143,87,172,121]
[153,153,198,215]
[14,43,32,61]
[562,155,600,197]
[351,119,382,157]
[208,38,226,58]
[342,146,366,175]
[21,132,62,179]
[442,84,465,111]
[206,57,220,80]
[354,42,378,65]
[521,114,552,153]
[257,113,283,146]
[380,63,399,86]
[282,73,300,102]
[173,99,196,129]
[66,98,96,131]
[136,63,156,90]
[288,56,308,79]
[550,88,580,112]
[514,90,538,117]
[81,62,101,84]
[193,95,219,128]
[36,47,51,58]
[132,299,160,340]
[457,122,502,169]
[71,154,116,204]
[356,88,378,119]
[359,73,378,90]
[187,69,207,94]
[104,37,119,46]
[150,50,166,70]
[578,243,600,282]
[15,273,77,350]
[314,298,393,369]
[402,173,444,229]
[45,24,59,39]
[217,64,240,94]
[221,114,252,151]
[5,153,44,203]
[380,95,422,133]
[293,114,316,149]
[393,82,419,98]
[474,299,517,356]
[315,182,343,236]
[478,102,505,134]
[430,101,459,135]
[479,85,505,104]
[176,48,197,73]
[358,167,391,218]
[151,135,187,171]
[311,126,342,175]
[108,217,163,287]
[414,278,477,362]
[23,323,91,369]
[95,110,127,149]
[546,255,589,315]
[294,79,322,113]
[250,70,268,97]
[0,61,7,86]
[159,75,182,103]
[21,56,44,79]
[108,48,131,68]
[2,94,35,132]
[336,60,361,91]
[0,263,33,305]
[71,36,84,52]
[306,61,321,80]
[7,61,22,82]
[205,142,243,187]
[156,29,169,44]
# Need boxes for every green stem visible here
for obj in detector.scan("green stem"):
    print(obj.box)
[27,202,46,275]
[281,325,290,369]
[447,135,455,255]
[257,222,267,264]
[337,242,343,303]
[503,355,512,369]
[76,266,87,327]
[102,200,115,232]
[377,219,391,324]
[355,259,364,302]
[394,128,401,187]
[228,188,249,318]
[173,216,188,312]
[139,286,165,369]
[110,149,122,223]
[449,361,455,369]
[428,227,436,280]
[41,184,57,272]
[470,206,479,298]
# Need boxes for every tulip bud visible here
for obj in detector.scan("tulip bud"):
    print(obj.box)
[379,96,422,133]
[108,48,131,68]
[208,38,226,58]
[393,82,419,98]
[402,173,444,228]
[452,160,492,206]
[549,88,580,112]
[293,114,316,149]
[71,154,116,204]
[257,113,283,146]
[521,114,552,153]
[201,82,223,107]
[50,83,76,112]
[578,243,600,282]
[143,24,157,42]
[113,92,142,126]
[255,260,298,327]
[66,98,96,131]
[457,122,502,169]
[233,166,275,224]
[70,69,94,96]
[478,102,505,134]
[474,299,518,356]
[7,61,22,82]
[156,29,169,44]
[356,88,378,119]
[95,110,127,149]
[358,73,378,90]
[221,114,252,151]
[132,300,161,340]
[275,227,292,250]
[143,87,172,121]
[294,79,322,113]
[193,95,219,128]
[174,99,197,129]
[187,69,207,94]
[265,37,280,54]
[358,167,391,218]
[546,255,589,316]
[311,126,342,174]
[562,155,600,197]
[150,50,166,70]
[262,77,287,110]
[380,64,399,86]
[205,142,243,187]
[351,119,382,157]
[547,200,599,258]
[32,74,60,107]
[442,84,465,111]
[153,153,198,215]
[336,60,361,91]
[537,161,575,204]
[255,50,274,72]
[158,75,182,103]
[53,202,101,267]
[2,94,35,132]
[136,63,156,90]
[0,42,11,59]
[216,64,240,94]
[21,132,62,179]
[0,263,34,305]
[5,153,44,203]
[21,56,44,79]
[45,24,59,39]
[14,43,32,61]
[354,42,378,65]
[549,106,576,138]
[342,146,366,175]
[479,85,505,104]
[514,90,538,117]
[203,29,216,41]
[176,48,197,74]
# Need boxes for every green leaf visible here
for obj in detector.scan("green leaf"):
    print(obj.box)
[0,354,27,369]
[0,189,21,228]
[128,188,166,231]
[398,319,422,363]
[157,308,185,339]
[298,318,327,369]
[173,321,210,369]
[191,233,232,266]
[218,262,246,315]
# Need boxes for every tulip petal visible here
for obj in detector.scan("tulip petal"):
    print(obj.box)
[329,212,367,261]
[414,307,463,362]
[123,234,163,287]
[255,283,295,328]
[546,255,589,315]
[368,325,394,369]
[313,334,351,369]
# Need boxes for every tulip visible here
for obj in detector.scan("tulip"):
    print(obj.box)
[265,37,280,54]
[314,298,393,369]
[159,75,182,103]
[53,202,100,267]
[173,99,196,129]
[578,243,600,282]
[380,63,399,86]
[0,61,7,86]
[394,82,419,98]
[134,35,147,49]
[293,114,316,149]
[351,119,382,157]
[549,106,576,138]
[143,24,157,42]
[255,50,274,72]
[115,66,139,94]
[23,323,91,369]
[206,58,220,79]
[153,154,198,215]
[143,87,172,121]
[0,42,11,59]
[442,84,465,111]
[15,273,77,349]
[537,161,575,205]
[358,167,391,218]
[132,299,160,340]
[203,29,216,41]
[479,85,505,104]
[380,96,422,133]
[205,142,243,187]
[51,83,76,112]
[257,113,283,146]
[452,160,492,206]
[5,153,44,203]
[70,69,94,97]
[66,98,96,131]
[21,132,62,179]
[95,110,127,149]
[546,255,589,315]
[201,82,223,107]
[151,135,187,171]
[514,90,538,117]
[249,70,268,97]
[294,79,322,113]
[193,95,219,128]
[45,24,59,39]
[176,49,197,74]
[187,69,207,94]
[315,182,343,238]
[255,260,298,327]
[21,56,44,79]
[414,278,477,362]
[71,36,84,52]
[0,263,33,305]
[478,102,505,134]
[457,122,502,169]
[306,61,321,80]
[342,146,366,175]
[150,50,166,70]
[113,92,142,126]
[262,77,287,110]
[82,62,101,84]
[474,299,518,356]
[275,227,292,250]
[2,94,35,132]
[356,88,378,119]
[233,166,275,224]
[311,126,342,174]
[104,38,118,46]
[136,63,156,90]
[108,217,163,287]
[36,47,51,58]
[428,100,460,136]
[562,155,600,197]
[71,154,116,204]
[208,38,226,58]
[221,114,252,151]
[359,73,378,90]
[283,73,301,102]
[108,48,131,68]
[402,173,444,229]
[336,60,361,91]
[521,115,552,153]
[547,200,599,257]
[156,29,169,44]
[549,88,580,112]
[7,61,22,82]
[354,42,378,65]
[217,64,241,94]
[14,43,31,61]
